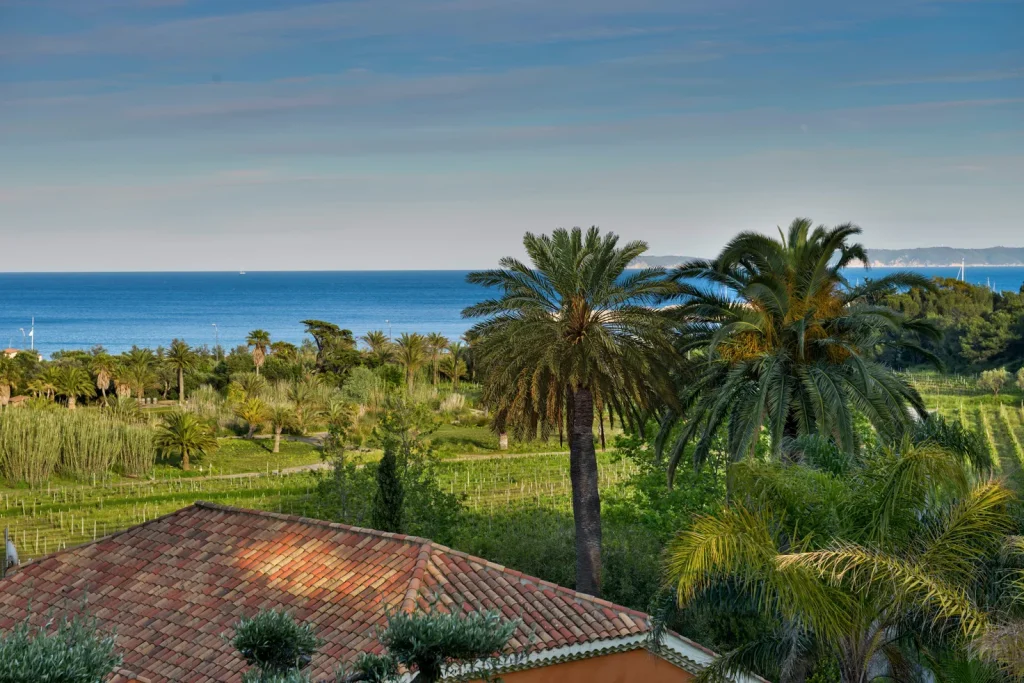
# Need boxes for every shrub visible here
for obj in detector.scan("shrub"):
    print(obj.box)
[978,367,1010,396]
[0,613,121,683]
[1017,367,1024,393]
[232,609,320,678]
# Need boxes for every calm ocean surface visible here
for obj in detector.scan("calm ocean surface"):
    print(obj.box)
[2,267,1023,357]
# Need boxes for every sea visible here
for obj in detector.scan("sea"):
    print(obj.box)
[2,267,1023,358]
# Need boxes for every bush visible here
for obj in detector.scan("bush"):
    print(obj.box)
[232,609,320,678]
[0,612,121,683]
[978,367,1010,395]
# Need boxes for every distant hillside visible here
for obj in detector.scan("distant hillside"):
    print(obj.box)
[631,247,1024,269]
[628,255,701,268]
[859,247,1024,267]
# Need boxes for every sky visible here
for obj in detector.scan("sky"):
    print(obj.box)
[1,0,1022,271]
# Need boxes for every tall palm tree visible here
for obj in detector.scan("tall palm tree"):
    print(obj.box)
[464,226,677,596]
[154,411,218,471]
[0,356,20,408]
[234,397,269,439]
[361,330,394,367]
[440,346,468,390]
[90,353,116,400]
[53,366,95,409]
[664,439,1014,683]
[267,403,297,454]
[658,218,937,483]
[425,333,449,386]
[165,339,198,405]
[247,330,271,376]
[394,333,428,393]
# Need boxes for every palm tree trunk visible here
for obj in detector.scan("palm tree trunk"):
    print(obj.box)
[178,368,185,405]
[182,449,190,471]
[67,395,77,410]
[570,385,602,596]
[274,427,282,453]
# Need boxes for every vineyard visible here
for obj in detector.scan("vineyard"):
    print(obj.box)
[0,452,637,560]
[913,377,1024,479]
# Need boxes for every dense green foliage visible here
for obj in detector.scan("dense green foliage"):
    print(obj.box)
[0,613,121,683]
[232,609,320,680]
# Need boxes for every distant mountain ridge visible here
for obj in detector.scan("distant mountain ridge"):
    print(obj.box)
[630,247,1024,269]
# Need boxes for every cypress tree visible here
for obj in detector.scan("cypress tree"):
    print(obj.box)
[372,437,404,533]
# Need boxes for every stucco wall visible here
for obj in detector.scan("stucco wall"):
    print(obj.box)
[492,648,694,683]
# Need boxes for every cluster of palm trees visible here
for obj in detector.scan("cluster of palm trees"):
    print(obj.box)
[359,330,469,392]
[465,221,1020,679]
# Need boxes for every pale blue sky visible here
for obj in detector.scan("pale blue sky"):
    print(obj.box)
[1,0,1022,271]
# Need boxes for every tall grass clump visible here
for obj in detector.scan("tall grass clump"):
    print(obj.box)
[117,423,156,477]
[0,409,157,484]
[60,412,119,479]
[0,409,63,485]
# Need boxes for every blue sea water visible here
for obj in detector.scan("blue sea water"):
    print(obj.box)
[1,267,1023,357]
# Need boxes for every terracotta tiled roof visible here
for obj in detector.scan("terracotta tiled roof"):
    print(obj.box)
[0,502,655,682]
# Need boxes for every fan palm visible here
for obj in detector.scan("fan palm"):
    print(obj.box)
[267,403,297,454]
[0,356,20,408]
[464,226,677,595]
[394,333,428,393]
[658,218,938,483]
[165,339,198,405]
[425,333,449,386]
[664,440,1015,683]
[247,330,271,376]
[90,353,116,400]
[154,411,217,471]
[235,397,269,439]
[361,330,394,367]
[54,366,95,410]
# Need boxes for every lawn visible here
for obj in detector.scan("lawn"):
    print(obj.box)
[151,438,324,478]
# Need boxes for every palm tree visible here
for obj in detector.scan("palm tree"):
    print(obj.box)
[164,339,198,405]
[90,353,116,400]
[440,347,468,390]
[361,330,394,367]
[287,378,323,434]
[54,366,95,409]
[154,411,218,471]
[0,356,20,408]
[247,330,271,376]
[664,439,1014,683]
[121,348,156,399]
[234,397,269,439]
[464,226,677,596]
[425,333,449,386]
[229,372,267,403]
[267,403,297,454]
[658,218,937,483]
[394,333,428,393]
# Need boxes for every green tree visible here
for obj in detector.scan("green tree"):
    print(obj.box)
[350,609,520,683]
[301,320,359,377]
[90,352,116,400]
[440,349,467,390]
[287,378,323,434]
[1017,367,1024,393]
[425,333,449,386]
[165,339,198,405]
[464,226,677,596]
[361,330,394,367]
[232,609,320,682]
[394,333,427,393]
[372,435,405,533]
[664,439,1014,683]
[235,397,269,439]
[247,330,271,376]
[267,403,297,454]
[0,612,121,682]
[155,410,218,471]
[54,366,95,410]
[978,367,1010,396]
[658,218,936,481]
[0,356,21,408]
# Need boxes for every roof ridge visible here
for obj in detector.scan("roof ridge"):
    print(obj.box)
[193,501,432,547]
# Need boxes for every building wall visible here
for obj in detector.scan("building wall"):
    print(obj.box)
[494,649,694,683]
